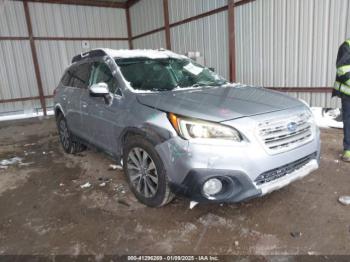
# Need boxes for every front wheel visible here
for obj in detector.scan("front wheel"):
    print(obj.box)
[123,136,174,207]
[56,114,86,154]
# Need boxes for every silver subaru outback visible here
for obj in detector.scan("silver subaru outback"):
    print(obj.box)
[54,48,320,207]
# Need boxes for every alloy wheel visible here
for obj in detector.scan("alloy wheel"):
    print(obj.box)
[127,147,159,198]
[59,120,70,150]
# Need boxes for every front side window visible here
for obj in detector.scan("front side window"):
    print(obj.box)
[60,71,71,86]
[115,58,227,92]
[90,62,119,94]
[68,63,92,89]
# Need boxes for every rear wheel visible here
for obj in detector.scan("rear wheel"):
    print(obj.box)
[123,136,174,207]
[56,114,86,154]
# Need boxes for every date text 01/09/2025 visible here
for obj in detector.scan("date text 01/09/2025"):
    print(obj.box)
[127,255,219,261]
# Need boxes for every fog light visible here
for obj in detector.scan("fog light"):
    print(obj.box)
[203,178,222,196]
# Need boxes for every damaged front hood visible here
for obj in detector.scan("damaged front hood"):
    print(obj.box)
[136,85,304,122]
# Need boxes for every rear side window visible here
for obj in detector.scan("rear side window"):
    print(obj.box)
[68,63,92,89]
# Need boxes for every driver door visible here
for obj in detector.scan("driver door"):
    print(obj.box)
[83,59,123,154]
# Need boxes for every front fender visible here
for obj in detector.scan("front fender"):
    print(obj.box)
[119,124,174,153]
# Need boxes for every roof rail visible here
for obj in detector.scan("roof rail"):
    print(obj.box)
[71,49,107,63]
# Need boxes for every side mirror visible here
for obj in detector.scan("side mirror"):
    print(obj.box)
[89,82,109,96]
[209,67,215,72]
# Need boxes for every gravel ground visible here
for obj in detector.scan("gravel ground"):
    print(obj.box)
[0,117,349,255]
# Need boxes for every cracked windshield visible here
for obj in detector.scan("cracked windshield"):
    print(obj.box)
[116,58,227,91]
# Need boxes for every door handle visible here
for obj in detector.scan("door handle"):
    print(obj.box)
[81,101,88,108]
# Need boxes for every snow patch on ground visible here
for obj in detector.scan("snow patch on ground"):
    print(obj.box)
[0,110,54,122]
[80,182,91,189]
[0,157,23,169]
[312,107,343,129]
[109,164,123,170]
[0,157,34,170]
[0,157,23,166]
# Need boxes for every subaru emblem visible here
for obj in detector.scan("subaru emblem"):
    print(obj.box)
[287,122,297,132]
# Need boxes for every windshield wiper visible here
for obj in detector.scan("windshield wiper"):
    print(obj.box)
[190,83,219,88]
[189,83,210,88]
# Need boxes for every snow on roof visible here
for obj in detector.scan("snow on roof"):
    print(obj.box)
[102,48,189,60]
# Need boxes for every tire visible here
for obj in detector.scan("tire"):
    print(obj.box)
[56,114,86,154]
[123,136,175,207]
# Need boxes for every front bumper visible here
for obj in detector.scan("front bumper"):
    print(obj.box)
[169,169,262,203]
[155,107,321,203]
[169,153,319,203]
[155,129,320,203]
[258,159,318,195]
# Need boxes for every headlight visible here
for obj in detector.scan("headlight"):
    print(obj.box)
[298,99,315,121]
[168,113,242,141]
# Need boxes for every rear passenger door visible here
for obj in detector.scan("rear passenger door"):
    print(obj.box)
[64,62,92,140]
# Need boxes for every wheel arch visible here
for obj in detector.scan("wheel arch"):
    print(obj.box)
[121,127,175,207]
[119,125,173,156]
[54,104,65,118]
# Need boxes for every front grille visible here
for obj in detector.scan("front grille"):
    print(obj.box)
[257,111,314,154]
[254,152,317,186]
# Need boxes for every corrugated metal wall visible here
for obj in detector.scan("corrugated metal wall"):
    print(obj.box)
[169,0,229,79]
[133,31,166,49]
[35,40,128,96]
[0,40,41,114]
[129,0,164,36]
[0,1,129,115]
[29,3,127,38]
[30,2,128,110]
[170,11,229,79]
[132,0,348,108]
[235,0,350,107]
[2,0,349,116]
[0,1,40,115]
[130,0,229,79]
[128,0,166,53]
[0,1,28,36]
[169,0,227,23]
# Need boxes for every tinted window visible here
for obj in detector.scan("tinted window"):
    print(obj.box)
[68,63,92,89]
[90,62,119,94]
[60,71,71,86]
